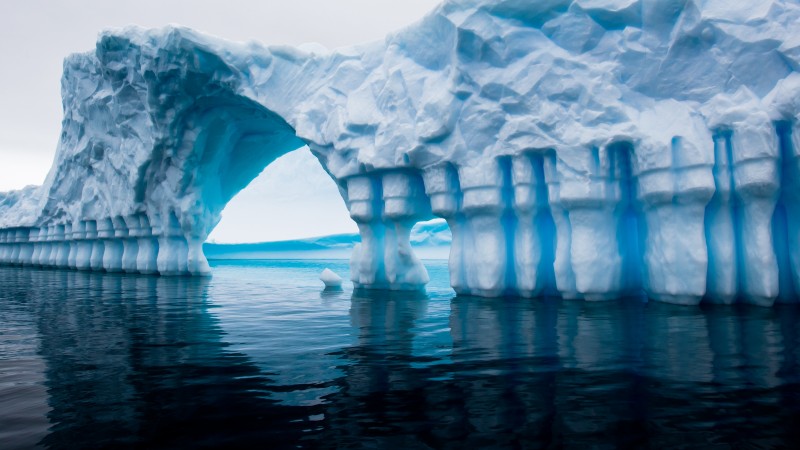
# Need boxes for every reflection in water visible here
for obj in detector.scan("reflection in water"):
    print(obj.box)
[1,263,800,448]
[0,267,315,448]
[0,269,51,450]
[325,292,800,448]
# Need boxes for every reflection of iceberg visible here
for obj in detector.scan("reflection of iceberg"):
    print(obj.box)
[2,268,317,447]
[319,291,800,446]
[0,269,50,449]
[4,266,800,446]
[444,297,799,444]
[1,0,800,305]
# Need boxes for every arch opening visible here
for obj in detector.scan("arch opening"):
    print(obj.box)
[206,147,356,245]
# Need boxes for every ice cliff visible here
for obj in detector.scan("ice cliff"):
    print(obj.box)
[2,0,800,306]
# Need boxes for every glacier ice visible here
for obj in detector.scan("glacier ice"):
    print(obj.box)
[1,0,800,306]
[320,268,343,288]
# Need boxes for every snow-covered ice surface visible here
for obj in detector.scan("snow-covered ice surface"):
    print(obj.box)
[1,0,800,305]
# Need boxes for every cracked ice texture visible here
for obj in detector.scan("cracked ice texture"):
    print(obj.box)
[2,0,800,306]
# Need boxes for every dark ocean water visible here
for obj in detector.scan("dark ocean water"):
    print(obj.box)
[1,260,799,449]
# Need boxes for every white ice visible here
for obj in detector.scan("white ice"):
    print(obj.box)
[320,268,343,288]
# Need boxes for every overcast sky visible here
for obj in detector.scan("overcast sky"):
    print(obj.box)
[0,0,440,242]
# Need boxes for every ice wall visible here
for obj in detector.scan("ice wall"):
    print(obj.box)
[1,0,800,305]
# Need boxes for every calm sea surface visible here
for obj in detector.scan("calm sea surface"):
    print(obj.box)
[1,260,799,449]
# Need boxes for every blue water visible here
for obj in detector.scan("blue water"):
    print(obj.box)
[1,260,799,449]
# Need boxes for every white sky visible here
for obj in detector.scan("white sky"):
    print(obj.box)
[0,0,440,242]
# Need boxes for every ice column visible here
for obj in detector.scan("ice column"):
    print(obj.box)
[121,215,140,273]
[5,230,15,264]
[1,231,10,264]
[67,222,80,269]
[186,235,211,276]
[705,132,738,303]
[50,225,66,267]
[19,228,34,266]
[381,171,431,289]
[0,230,8,264]
[155,212,188,276]
[731,122,781,306]
[458,160,511,297]
[135,215,159,274]
[30,228,42,266]
[185,212,211,276]
[100,218,123,272]
[44,225,54,267]
[543,152,580,299]
[56,224,70,267]
[87,220,105,271]
[347,171,429,290]
[39,225,51,267]
[511,153,555,297]
[554,147,626,300]
[6,230,18,264]
[12,229,25,265]
[423,164,467,294]
[75,221,92,270]
[48,225,61,267]
[30,227,40,266]
[636,138,715,305]
[6,230,16,264]
[347,175,388,289]
[39,226,53,267]
[781,121,800,300]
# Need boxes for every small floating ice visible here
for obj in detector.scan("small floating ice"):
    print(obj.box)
[320,268,343,288]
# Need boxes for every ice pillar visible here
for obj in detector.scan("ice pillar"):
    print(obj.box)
[155,212,188,276]
[636,138,715,305]
[56,224,70,267]
[381,172,431,289]
[544,152,580,299]
[423,164,467,294]
[705,132,738,303]
[458,160,511,297]
[731,123,781,306]
[99,218,123,272]
[135,215,159,275]
[86,220,104,271]
[780,121,800,300]
[511,153,555,297]
[120,215,139,273]
[347,171,430,291]
[18,228,34,266]
[50,225,66,267]
[348,175,387,289]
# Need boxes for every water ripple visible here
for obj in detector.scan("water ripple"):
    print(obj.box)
[1,262,799,448]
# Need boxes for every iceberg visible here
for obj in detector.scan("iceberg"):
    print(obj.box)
[1,0,800,306]
[320,268,343,289]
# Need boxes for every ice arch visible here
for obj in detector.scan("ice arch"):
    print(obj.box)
[0,26,436,289]
[149,95,307,274]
